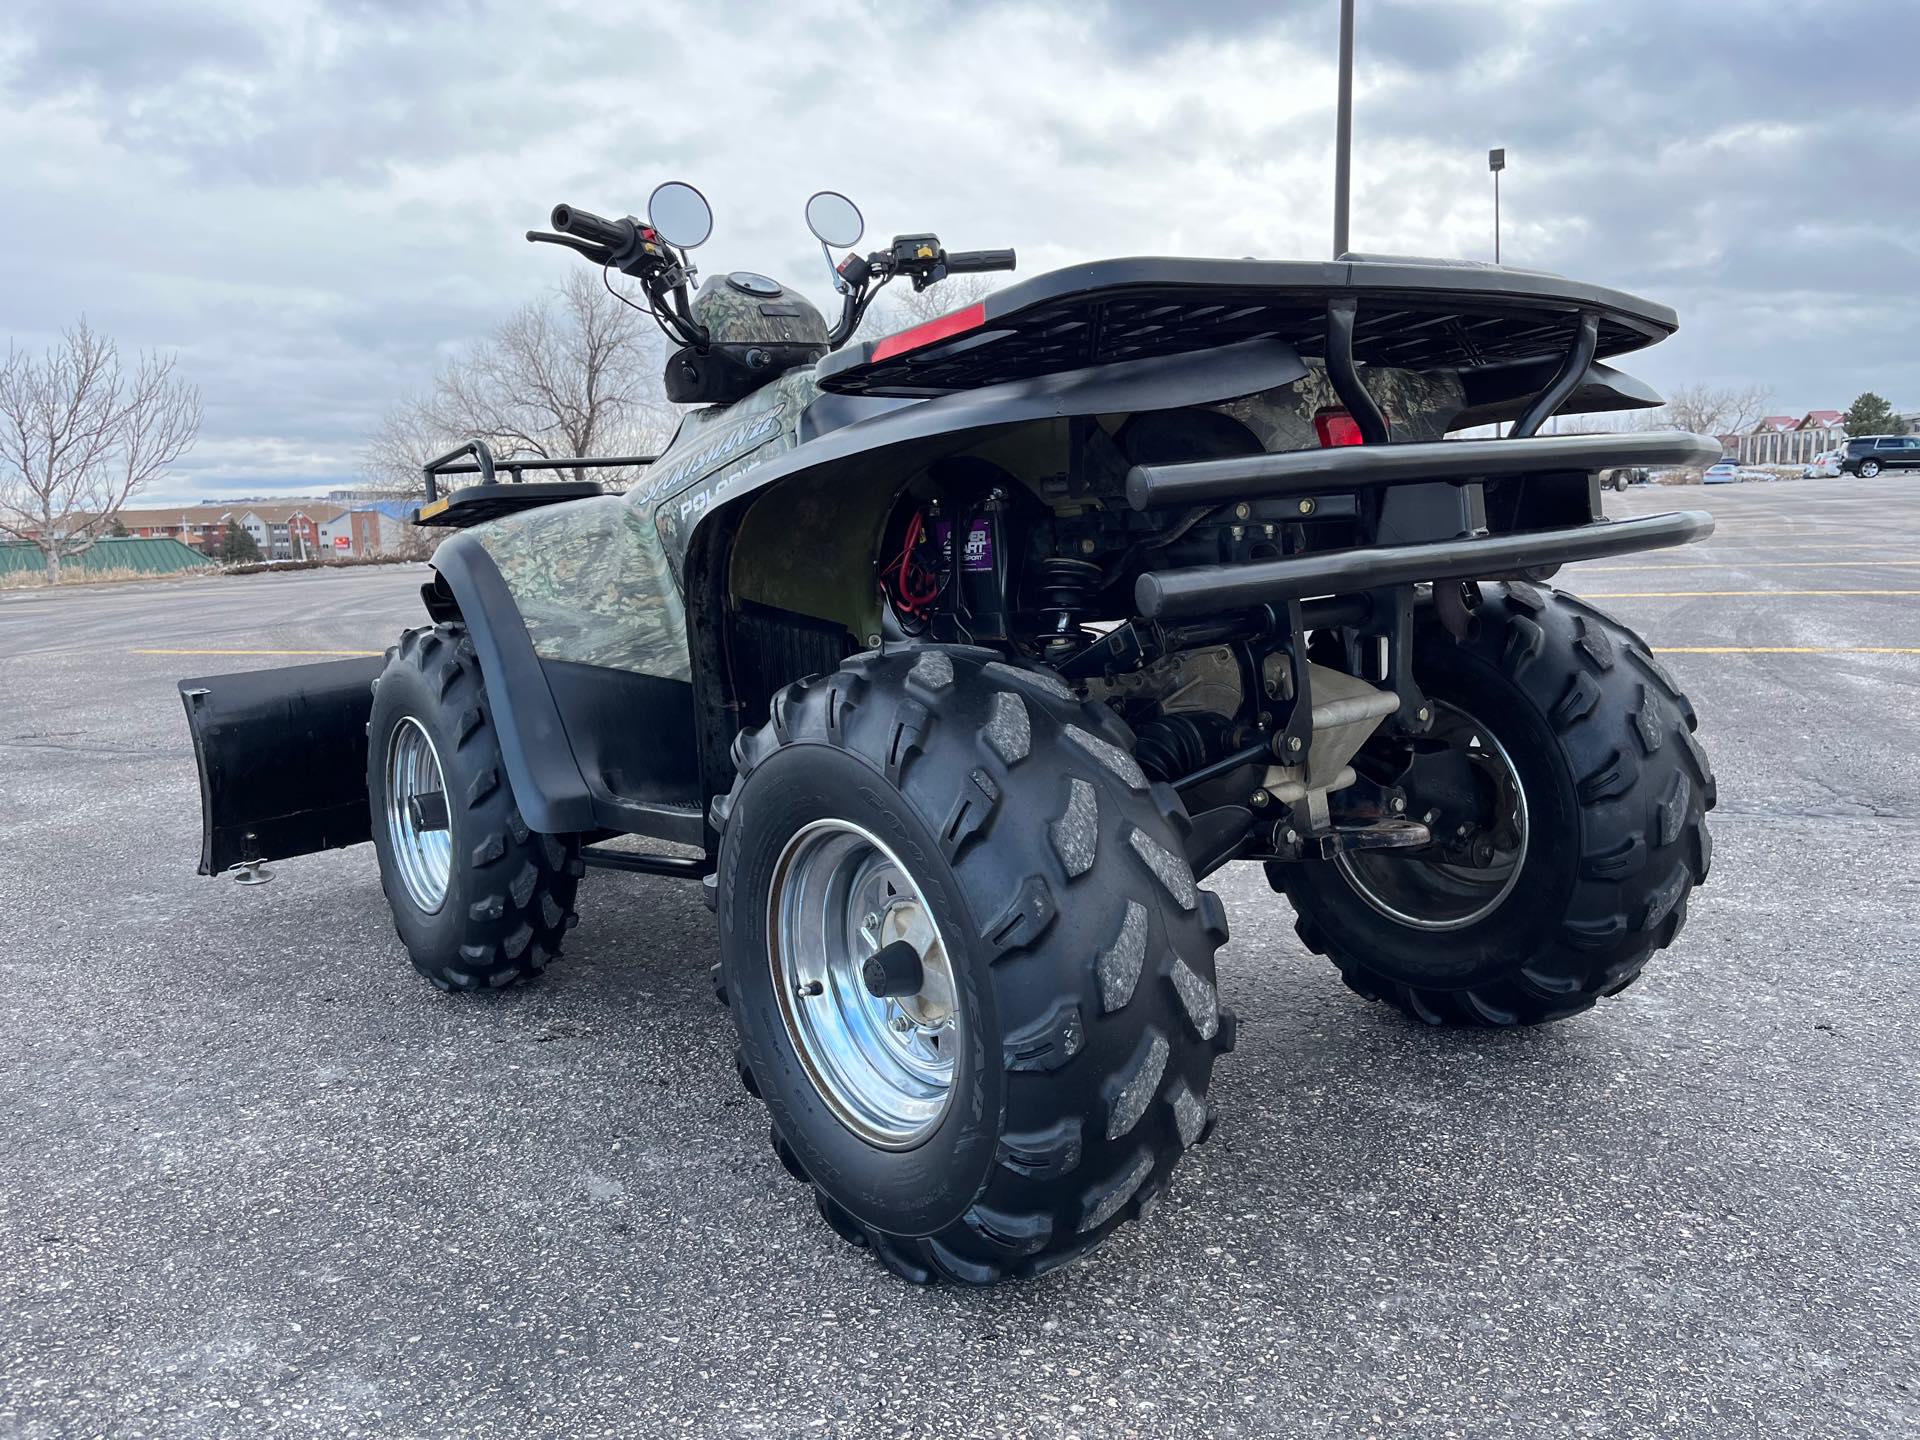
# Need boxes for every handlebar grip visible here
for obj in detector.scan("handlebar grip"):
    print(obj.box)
[944,248,1016,274]
[550,204,634,252]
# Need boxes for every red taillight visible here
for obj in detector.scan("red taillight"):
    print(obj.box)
[870,302,986,363]
[1314,409,1364,447]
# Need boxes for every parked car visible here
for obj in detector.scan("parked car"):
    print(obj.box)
[1601,466,1650,490]
[1802,449,1842,479]
[1841,435,1920,477]
[1703,459,1742,484]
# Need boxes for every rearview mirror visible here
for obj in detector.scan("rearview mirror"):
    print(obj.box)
[648,181,713,249]
[805,191,864,250]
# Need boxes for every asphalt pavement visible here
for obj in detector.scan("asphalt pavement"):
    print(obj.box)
[1,478,1916,1438]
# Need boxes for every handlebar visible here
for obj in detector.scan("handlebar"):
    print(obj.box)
[549,203,635,252]
[943,248,1017,274]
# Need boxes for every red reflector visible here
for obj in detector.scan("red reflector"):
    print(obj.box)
[870,302,987,363]
[1315,410,1364,447]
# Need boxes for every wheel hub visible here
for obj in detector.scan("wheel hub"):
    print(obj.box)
[384,716,453,914]
[767,820,961,1149]
[1335,701,1529,931]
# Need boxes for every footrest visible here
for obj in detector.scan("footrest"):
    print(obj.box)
[413,481,602,528]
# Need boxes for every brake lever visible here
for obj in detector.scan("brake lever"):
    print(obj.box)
[524,230,615,264]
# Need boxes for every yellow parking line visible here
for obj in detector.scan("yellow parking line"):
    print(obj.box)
[1586,589,1920,598]
[133,647,383,657]
[1653,646,1920,655]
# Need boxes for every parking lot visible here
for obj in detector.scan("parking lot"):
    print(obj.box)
[2,476,1916,1438]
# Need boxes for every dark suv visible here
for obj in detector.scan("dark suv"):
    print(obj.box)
[1843,435,1920,477]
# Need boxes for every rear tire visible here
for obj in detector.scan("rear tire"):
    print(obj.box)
[1273,582,1713,1026]
[368,623,582,991]
[1860,459,1882,477]
[714,646,1233,1284]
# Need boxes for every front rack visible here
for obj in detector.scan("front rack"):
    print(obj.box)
[413,440,657,528]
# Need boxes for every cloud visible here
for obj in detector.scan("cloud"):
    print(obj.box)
[1,0,1915,503]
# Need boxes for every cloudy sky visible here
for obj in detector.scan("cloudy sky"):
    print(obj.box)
[4,0,1915,504]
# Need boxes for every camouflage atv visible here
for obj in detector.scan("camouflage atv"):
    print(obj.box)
[180,181,1717,1285]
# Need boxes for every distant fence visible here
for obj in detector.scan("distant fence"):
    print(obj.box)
[0,537,215,578]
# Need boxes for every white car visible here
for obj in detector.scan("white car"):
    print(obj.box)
[1703,460,1742,484]
[1802,449,1842,478]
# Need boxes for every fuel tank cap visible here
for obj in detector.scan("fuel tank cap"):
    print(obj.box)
[726,271,783,297]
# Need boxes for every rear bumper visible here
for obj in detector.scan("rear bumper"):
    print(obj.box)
[1125,431,1721,510]
[178,658,379,874]
[1136,510,1713,619]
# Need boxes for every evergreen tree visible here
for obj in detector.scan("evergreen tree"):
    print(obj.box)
[1843,392,1908,436]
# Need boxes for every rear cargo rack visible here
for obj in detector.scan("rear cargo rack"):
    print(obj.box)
[817,255,1679,401]
[413,440,657,528]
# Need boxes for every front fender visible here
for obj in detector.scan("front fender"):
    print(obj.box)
[431,533,706,845]
[430,532,600,837]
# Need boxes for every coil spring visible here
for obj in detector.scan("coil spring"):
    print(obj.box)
[1033,556,1102,658]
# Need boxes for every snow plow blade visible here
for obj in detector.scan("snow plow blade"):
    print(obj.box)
[177,657,383,876]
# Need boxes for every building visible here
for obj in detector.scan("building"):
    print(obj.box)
[89,496,422,561]
[112,504,242,553]
[1737,411,1848,467]
[314,501,417,558]
[236,504,324,560]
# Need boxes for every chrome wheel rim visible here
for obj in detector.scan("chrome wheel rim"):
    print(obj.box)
[385,716,453,914]
[767,819,961,1149]
[1335,702,1530,932]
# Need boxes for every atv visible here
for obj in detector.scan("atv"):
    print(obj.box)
[179,181,1717,1285]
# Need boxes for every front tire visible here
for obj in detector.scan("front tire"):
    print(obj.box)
[1274,582,1714,1026]
[368,623,582,991]
[714,646,1233,1284]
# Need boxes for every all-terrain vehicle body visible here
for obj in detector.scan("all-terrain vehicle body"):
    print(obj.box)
[180,183,1716,1284]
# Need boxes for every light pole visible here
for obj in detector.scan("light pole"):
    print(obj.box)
[1333,0,1355,258]
[1488,147,1506,263]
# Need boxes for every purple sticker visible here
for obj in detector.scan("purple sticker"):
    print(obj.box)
[931,518,995,574]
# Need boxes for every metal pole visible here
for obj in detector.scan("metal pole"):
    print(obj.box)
[1488,147,1506,265]
[1333,0,1354,259]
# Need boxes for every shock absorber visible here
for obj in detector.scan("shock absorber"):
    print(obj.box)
[1032,555,1103,662]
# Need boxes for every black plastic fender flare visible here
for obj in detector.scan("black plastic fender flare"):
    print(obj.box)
[428,531,600,837]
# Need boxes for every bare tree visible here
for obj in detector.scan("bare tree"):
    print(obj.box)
[0,321,202,585]
[363,270,673,497]
[1633,381,1775,439]
[872,272,1000,335]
